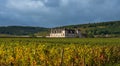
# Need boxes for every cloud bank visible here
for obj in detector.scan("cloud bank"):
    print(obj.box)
[0,0,120,27]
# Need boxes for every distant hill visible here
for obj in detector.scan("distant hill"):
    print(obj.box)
[57,21,120,37]
[0,26,48,36]
[0,21,120,37]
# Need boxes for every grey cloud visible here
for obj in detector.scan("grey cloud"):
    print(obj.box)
[44,0,61,7]
[0,0,120,27]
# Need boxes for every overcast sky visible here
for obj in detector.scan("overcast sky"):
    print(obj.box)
[0,0,120,27]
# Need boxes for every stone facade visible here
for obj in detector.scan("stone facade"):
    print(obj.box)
[50,29,82,38]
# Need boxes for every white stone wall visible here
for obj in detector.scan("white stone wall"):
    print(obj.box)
[50,33,65,37]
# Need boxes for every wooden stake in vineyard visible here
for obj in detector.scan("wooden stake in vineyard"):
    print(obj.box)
[60,48,64,66]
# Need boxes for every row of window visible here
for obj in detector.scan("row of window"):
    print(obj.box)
[50,34,65,37]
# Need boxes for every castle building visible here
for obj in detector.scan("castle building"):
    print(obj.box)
[50,28,82,38]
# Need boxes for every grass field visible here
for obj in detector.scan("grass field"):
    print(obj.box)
[0,38,120,66]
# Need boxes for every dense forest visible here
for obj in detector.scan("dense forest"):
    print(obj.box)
[0,21,120,37]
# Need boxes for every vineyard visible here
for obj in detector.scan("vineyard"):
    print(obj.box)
[0,38,120,66]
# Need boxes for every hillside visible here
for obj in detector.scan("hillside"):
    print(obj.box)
[58,21,120,37]
[0,21,120,37]
[0,26,48,36]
